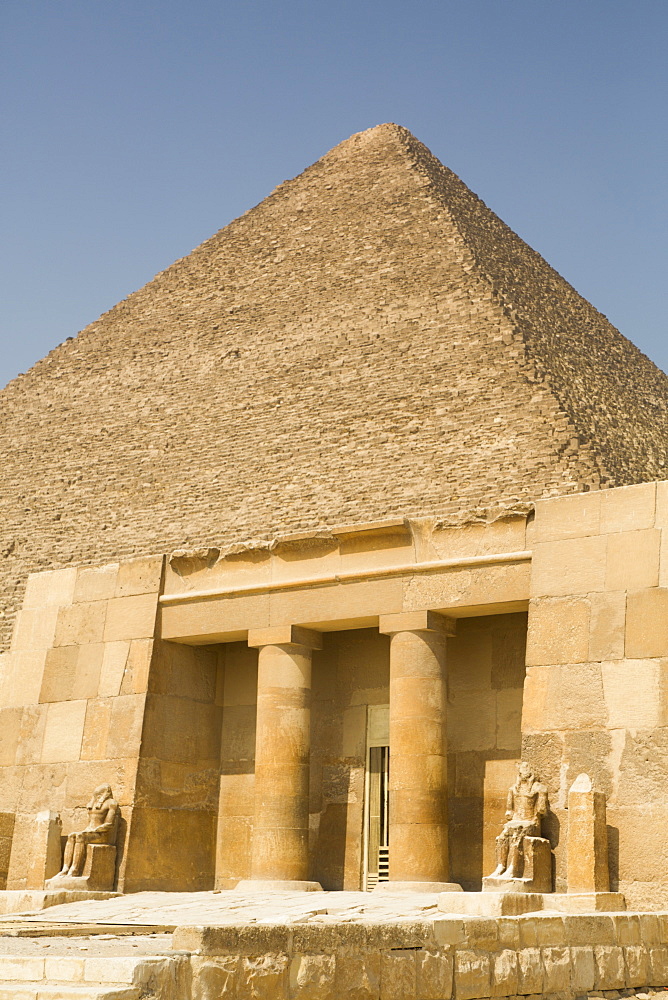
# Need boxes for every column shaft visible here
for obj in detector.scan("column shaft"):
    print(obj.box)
[246,625,321,887]
[380,611,455,886]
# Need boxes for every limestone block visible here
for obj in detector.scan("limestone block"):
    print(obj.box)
[649,945,668,986]
[614,914,641,946]
[540,945,571,993]
[567,773,609,894]
[528,915,566,946]
[120,639,154,695]
[80,698,112,760]
[0,650,47,709]
[10,606,60,652]
[602,659,668,729]
[98,641,131,697]
[626,588,668,657]
[660,529,668,588]
[606,529,660,591]
[402,561,530,614]
[334,952,380,1000]
[54,601,107,647]
[44,956,85,982]
[271,576,403,627]
[39,646,79,703]
[589,591,626,661]
[416,949,453,1000]
[530,536,607,598]
[289,953,335,1000]
[161,592,270,643]
[495,687,523,751]
[522,662,606,733]
[115,555,164,597]
[23,568,77,609]
[490,949,518,997]
[40,700,87,763]
[0,955,45,980]
[656,481,668,527]
[454,950,491,1000]
[517,948,543,995]
[624,945,650,987]
[600,482,656,533]
[448,690,496,751]
[0,707,22,765]
[237,954,289,1000]
[105,695,146,760]
[73,564,119,604]
[25,810,62,889]
[193,957,239,1000]
[531,490,602,543]
[104,594,158,642]
[380,949,416,1000]
[432,919,467,948]
[570,946,596,992]
[0,813,13,889]
[13,706,46,768]
[525,597,590,666]
[594,944,625,990]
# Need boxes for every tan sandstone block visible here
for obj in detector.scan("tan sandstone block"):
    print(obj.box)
[625,589,668,657]
[72,643,105,700]
[517,948,543,994]
[541,946,571,993]
[655,481,668,527]
[606,530,660,591]
[104,594,158,641]
[115,554,164,597]
[40,700,87,763]
[40,646,78,703]
[120,639,153,694]
[380,949,417,1000]
[98,641,130,697]
[105,695,146,759]
[589,591,626,661]
[1,651,47,708]
[523,663,605,732]
[73,564,119,603]
[44,957,85,982]
[10,606,60,652]
[54,601,107,647]
[490,950,518,997]
[80,698,113,760]
[417,949,453,1000]
[14,704,47,765]
[23,568,77,609]
[624,945,650,987]
[570,946,596,993]
[600,482,656,533]
[602,659,668,729]
[594,945,625,990]
[531,536,607,598]
[660,529,668,588]
[289,953,335,1000]
[526,597,590,666]
[239,955,289,1000]
[0,707,22,765]
[531,490,602,543]
[454,950,491,1000]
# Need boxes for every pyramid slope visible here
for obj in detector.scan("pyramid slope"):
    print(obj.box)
[0,124,666,646]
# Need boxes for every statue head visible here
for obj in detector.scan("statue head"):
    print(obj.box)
[91,784,113,806]
[516,760,535,783]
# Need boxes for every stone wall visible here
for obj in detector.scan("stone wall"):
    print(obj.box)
[175,911,668,1000]
[4,125,667,651]
[524,481,668,909]
[0,557,163,890]
[0,813,13,889]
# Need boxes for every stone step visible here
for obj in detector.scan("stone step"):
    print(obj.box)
[0,985,140,1000]
[0,954,170,984]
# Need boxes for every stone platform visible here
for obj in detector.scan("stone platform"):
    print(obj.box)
[0,889,664,999]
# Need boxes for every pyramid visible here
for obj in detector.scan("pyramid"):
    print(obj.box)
[1,122,667,647]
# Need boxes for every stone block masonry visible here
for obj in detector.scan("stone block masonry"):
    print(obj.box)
[174,910,668,1000]
[2,124,668,650]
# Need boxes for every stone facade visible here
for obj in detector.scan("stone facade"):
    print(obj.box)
[2,124,668,652]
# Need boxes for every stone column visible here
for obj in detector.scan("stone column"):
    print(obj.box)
[242,625,323,891]
[567,772,610,893]
[379,610,460,891]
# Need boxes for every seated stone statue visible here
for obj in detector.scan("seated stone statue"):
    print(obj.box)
[47,784,119,892]
[483,760,552,893]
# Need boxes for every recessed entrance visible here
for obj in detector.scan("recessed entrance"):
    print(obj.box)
[364,705,390,891]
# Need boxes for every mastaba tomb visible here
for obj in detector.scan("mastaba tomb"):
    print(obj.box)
[2,123,668,999]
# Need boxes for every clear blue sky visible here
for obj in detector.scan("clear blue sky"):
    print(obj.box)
[1,0,666,389]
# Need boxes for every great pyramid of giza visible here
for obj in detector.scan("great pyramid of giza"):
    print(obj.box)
[1,123,667,647]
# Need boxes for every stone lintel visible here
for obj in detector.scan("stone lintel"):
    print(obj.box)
[379,610,456,637]
[247,624,323,650]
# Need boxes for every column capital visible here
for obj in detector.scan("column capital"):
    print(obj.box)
[248,624,323,650]
[379,610,456,637]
